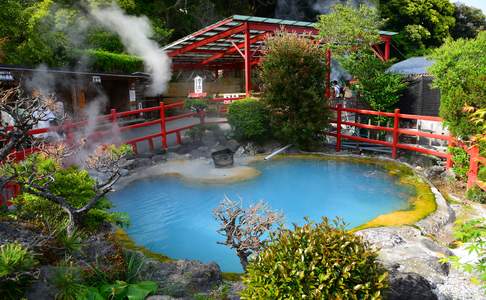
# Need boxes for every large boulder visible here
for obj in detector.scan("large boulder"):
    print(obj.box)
[140,258,223,298]
[386,271,438,300]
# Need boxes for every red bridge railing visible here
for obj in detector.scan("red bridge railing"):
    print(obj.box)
[1,101,484,206]
[328,104,485,190]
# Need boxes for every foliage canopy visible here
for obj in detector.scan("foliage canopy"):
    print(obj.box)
[259,31,329,149]
[241,218,388,299]
[315,4,384,55]
[428,32,486,138]
[379,0,456,56]
[227,98,270,143]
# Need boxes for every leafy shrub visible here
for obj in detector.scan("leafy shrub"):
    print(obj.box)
[84,49,143,73]
[227,98,269,143]
[441,218,485,289]
[0,243,37,299]
[185,99,208,112]
[241,218,388,299]
[99,280,157,300]
[479,166,486,182]
[260,31,330,149]
[341,51,406,112]
[466,186,486,204]
[0,242,36,278]
[10,154,129,232]
[428,32,486,138]
[448,147,470,179]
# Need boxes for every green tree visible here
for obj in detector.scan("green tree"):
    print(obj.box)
[315,3,384,56]
[259,31,329,149]
[316,4,405,112]
[428,32,486,138]
[341,51,406,112]
[379,0,456,56]
[451,2,486,40]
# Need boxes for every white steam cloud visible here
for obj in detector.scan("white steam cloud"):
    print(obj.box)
[90,4,172,96]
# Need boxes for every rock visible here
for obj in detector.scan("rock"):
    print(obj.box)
[120,159,136,170]
[140,259,222,298]
[386,271,438,300]
[133,158,152,168]
[25,266,58,300]
[225,139,240,153]
[138,152,155,159]
[119,168,130,177]
[424,165,446,180]
[0,222,44,247]
[197,146,209,152]
[152,154,167,163]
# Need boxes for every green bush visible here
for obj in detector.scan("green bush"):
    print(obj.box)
[0,242,37,299]
[185,99,208,112]
[466,186,486,204]
[10,155,129,232]
[448,147,470,179]
[259,31,330,149]
[341,51,406,112]
[428,32,486,138]
[85,49,144,73]
[227,98,269,143]
[241,218,388,299]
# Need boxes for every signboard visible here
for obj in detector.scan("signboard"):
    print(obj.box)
[194,76,203,94]
[129,89,136,102]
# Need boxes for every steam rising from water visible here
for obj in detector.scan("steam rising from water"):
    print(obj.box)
[90,4,172,96]
[275,0,375,20]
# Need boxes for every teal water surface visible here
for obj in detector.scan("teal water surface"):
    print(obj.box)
[110,159,413,272]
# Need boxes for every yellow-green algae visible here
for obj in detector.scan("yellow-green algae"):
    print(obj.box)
[263,153,437,231]
[114,227,172,262]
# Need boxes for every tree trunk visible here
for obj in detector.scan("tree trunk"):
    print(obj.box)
[237,250,249,271]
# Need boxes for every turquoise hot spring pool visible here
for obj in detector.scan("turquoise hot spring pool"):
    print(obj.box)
[110,158,414,272]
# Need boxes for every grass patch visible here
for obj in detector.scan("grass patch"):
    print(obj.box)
[114,227,172,263]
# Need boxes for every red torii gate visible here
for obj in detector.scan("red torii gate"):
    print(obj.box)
[163,15,396,97]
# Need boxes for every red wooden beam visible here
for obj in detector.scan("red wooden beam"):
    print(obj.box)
[244,22,252,96]
[201,33,268,65]
[168,24,246,57]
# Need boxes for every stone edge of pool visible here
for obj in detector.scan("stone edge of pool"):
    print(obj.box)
[113,152,452,267]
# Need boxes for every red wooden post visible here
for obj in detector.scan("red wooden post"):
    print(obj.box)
[244,22,252,96]
[176,131,182,145]
[110,108,117,124]
[392,108,400,159]
[384,37,391,61]
[336,104,342,152]
[446,138,455,169]
[160,102,168,149]
[467,145,479,189]
[325,48,331,99]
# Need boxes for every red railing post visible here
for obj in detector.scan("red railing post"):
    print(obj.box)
[176,131,182,145]
[160,102,168,149]
[111,108,117,124]
[336,104,342,152]
[446,138,455,169]
[392,108,400,159]
[467,145,479,189]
